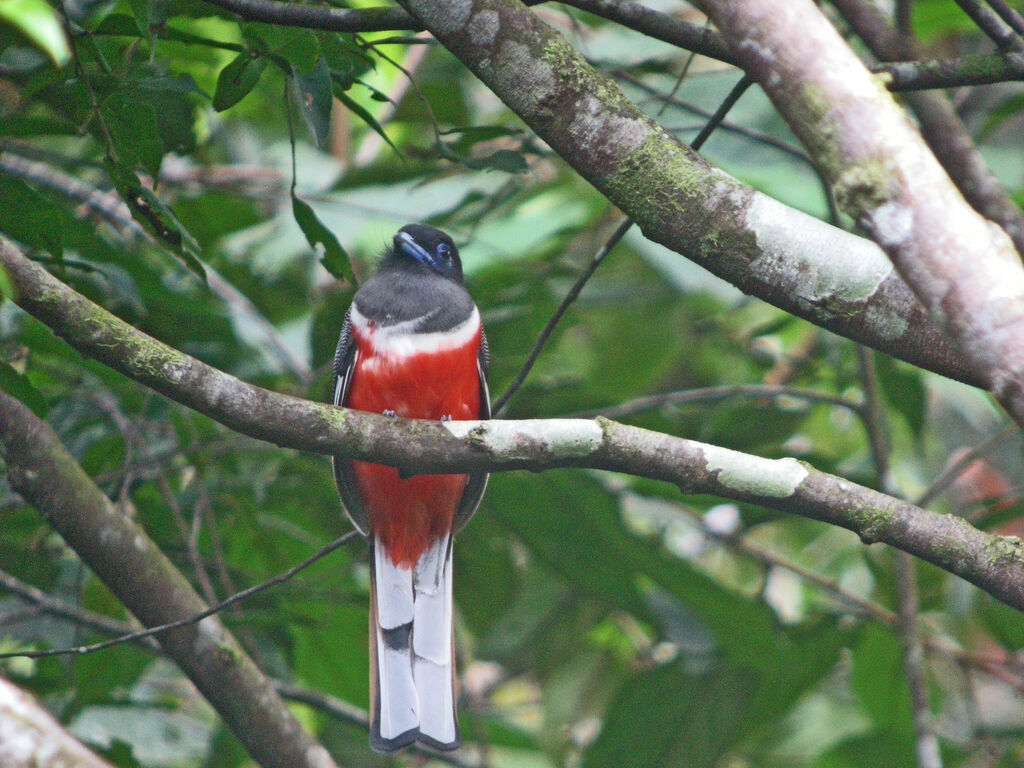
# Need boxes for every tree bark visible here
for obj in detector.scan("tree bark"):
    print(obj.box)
[0,677,116,768]
[832,0,1024,261]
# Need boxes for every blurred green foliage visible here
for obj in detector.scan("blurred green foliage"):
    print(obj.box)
[2,1,1024,767]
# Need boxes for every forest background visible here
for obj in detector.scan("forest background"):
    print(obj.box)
[2,1,1024,767]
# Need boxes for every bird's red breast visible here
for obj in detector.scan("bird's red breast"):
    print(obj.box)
[346,319,483,568]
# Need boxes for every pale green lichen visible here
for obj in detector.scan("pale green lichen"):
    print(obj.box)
[847,506,896,544]
[602,131,712,232]
[746,193,895,305]
[795,80,899,218]
[833,157,899,218]
[700,443,808,498]
[443,418,603,459]
[984,535,1024,568]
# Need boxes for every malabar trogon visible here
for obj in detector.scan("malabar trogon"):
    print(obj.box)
[332,224,489,753]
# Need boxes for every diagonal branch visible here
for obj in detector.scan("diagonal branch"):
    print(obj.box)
[952,0,1024,52]
[694,0,1024,432]
[831,0,1024,262]
[0,385,338,768]
[392,0,977,388]
[3,238,1024,613]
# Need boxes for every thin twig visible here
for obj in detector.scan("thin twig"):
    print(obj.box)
[0,569,159,650]
[574,383,860,419]
[0,532,357,660]
[493,75,753,414]
[492,217,632,415]
[953,0,1024,52]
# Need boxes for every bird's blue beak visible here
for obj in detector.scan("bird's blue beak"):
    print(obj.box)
[395,231,433,267]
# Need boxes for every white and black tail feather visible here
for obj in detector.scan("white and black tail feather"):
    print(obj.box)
[369,536,459,753]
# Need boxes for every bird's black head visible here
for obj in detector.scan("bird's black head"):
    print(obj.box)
[392,224,463,282]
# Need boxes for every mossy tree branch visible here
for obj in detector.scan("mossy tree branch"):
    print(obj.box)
[0,376,338,768]
[3,238,1024,612]
[385,0,978,388]
[832,0,1024,261]
[694,0,1024,433]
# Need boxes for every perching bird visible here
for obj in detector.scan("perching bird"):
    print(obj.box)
[332,224,489,753]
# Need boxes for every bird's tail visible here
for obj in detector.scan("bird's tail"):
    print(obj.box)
[369,534,460,753]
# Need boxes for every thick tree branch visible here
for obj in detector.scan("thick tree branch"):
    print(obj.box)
[832,0,1024,262]
[3,240,1024,613]
[202,0,414,32]
[695,0,1024,433]
[389,0,978,387]
[0,388,337,768]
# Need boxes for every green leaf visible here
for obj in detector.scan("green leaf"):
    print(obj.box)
[850,624,915,758]
[213,53,267,112]
[125,0,164,35]
[104,158,205,278]
[293,58,332,149]
[584,663,754,768]
[241,22,319,72]
[291,195,353,282]
[981,92,1024,140]
[101,92,164,178]
[0,362,48,417]
[0,116,76,137]
[136,75,202,155]
[335,89,399,157]
[875,354,926,438]
[979,592,1024,650]
[0,0,70,65]
[0,175,66,259]
[319,33,373,89]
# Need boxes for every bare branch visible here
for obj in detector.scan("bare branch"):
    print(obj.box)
[0,568,158,650]
[201,0,414,32]
[695,0,1024,432]
[575,384,860,420]
[952,0,1024,52]
[984,0,1024,36]
[3,239,1024,613]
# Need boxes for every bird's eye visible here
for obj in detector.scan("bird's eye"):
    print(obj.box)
[436,243,452,261]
